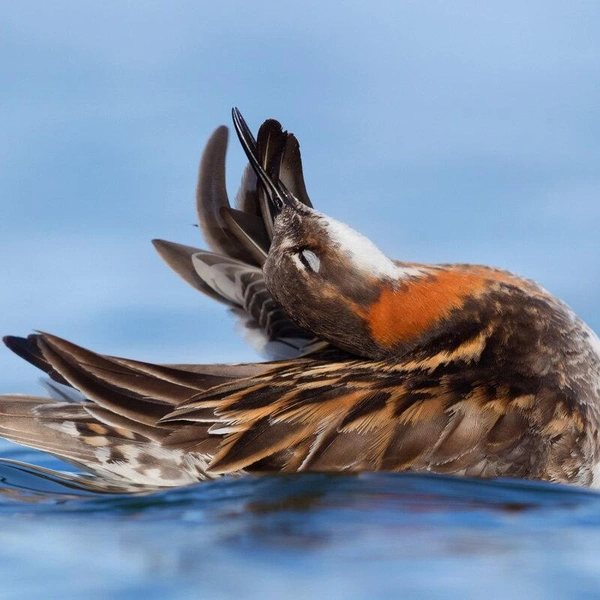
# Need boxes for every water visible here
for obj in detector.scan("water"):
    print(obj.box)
[0,441,599,599]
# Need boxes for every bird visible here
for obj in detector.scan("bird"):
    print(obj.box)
[1,108,599,493]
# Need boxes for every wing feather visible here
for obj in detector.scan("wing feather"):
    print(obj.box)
[154,117,323,361]
[163,356,587,483]
[0,333,591,486]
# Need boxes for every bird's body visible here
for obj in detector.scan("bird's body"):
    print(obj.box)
[2,111,599,491]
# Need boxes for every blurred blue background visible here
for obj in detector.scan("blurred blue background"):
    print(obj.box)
[1,2,599,394]
[1,4,600,600]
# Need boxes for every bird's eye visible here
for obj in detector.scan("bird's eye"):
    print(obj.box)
[297,249,321,273]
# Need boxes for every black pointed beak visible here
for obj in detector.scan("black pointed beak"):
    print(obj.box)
[231,107,298,216]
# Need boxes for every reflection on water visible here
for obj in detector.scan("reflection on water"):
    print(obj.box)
[0,452,599,599]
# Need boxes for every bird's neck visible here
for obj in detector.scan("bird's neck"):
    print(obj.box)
[356,264,538,357]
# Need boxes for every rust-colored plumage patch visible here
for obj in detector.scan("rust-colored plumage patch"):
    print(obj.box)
[360,267,525,349]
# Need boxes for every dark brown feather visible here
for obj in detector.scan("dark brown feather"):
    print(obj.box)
[154,118,321,360]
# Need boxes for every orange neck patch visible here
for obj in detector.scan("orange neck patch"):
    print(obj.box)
[359,267,516,349]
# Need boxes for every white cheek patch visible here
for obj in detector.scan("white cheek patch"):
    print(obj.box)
[321,213,423,280]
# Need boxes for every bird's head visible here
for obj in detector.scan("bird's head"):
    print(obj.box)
[232,109,592,374]
[263,200,432,358]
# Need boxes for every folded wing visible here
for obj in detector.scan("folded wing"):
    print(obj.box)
[2,333,586,489]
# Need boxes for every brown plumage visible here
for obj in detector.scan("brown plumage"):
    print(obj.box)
[1,109,599,491]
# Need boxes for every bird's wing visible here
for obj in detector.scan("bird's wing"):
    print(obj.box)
[164,353,589,485]
[1,333,588,488]
[0,333,271,487]
[154,118,323,360]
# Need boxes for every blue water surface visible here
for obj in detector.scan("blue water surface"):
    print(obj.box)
[0,440,599,600]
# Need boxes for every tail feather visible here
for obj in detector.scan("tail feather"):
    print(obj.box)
[4,334,69,386]
[195,125,246,261]
[0,395,203,487]
[35,336,170,426]
[278,132,312,207]
[220,207,270,265]
[112,355,261,389]
[0,333,277,486]
[0,396,122,474]
[37,335,199,407]
[0,459,161,495]
[155,116,322,362]
[151,239,227,304]
[234,162,259,217]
